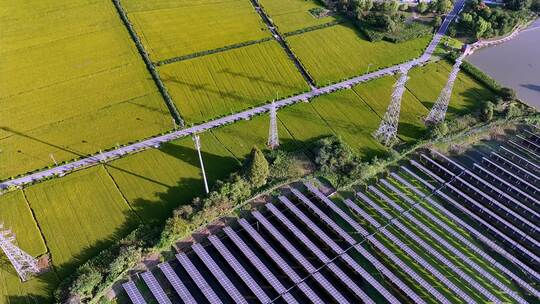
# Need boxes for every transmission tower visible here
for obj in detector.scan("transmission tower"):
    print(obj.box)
[267,102,279,150]
[193,134,209,194]
[373,65,411,146]
[425,55,464,125]
[0,223,39,282]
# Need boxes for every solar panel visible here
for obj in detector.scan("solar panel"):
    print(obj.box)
[481,156,540,193]
[208,235,271,304]
[176,253,223,304]
[265,203,376,304]
[500,146,540,171]
[410,160,540,265]
[222,227,299,304]
[431,150,540,220]
[517,134,540,151]
[122,281,147,304]
[382,177,532,303]
[509,139,540,160]
[364,188,500,302]
[238,219,325,304]
[491,151,540,181]
[140,271,172,304]
[192,243,248,304]
[276,197,398,304]
[157,262,197,304]
[472,163,538,204]
[292,188,439,304]
[421,154,540,239]
[396,171,540,292]
[349,198,475,303]
[252,211,350,304]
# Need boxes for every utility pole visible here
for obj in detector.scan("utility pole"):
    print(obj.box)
[267,101,279,150]
[193,134,209,194]
[425,54,465,126]
[0,223,40,282]
[373,65,411,146]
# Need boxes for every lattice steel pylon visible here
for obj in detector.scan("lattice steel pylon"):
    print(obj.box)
[373,65,411,146]
[0,223,39,282]
[425,54,464,125]
[267,102,279,150]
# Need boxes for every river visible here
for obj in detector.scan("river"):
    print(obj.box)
[467,18,540,109]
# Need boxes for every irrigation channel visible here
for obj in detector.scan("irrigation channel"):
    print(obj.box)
[0,0,466,190]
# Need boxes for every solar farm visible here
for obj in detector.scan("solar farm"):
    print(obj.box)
[1,0,538,303]
[119,130,540,304]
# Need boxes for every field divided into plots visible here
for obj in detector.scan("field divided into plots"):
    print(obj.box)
[159,41,310,124]
[286,24,432,86]
[258,0,339,33]
[0,0,173,180]
[124,0,270,62]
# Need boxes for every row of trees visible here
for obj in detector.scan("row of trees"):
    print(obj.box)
[452,0,535,39]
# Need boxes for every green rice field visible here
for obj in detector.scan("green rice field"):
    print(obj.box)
[24,166,139,278]
[406,60,497,116]
[125,0,270,61]
[259,0,339,33]
[352,76,430,142]
[106,134,240,222]
[0,0,173,180]
[286,24,431,85]
[159,41,310,124]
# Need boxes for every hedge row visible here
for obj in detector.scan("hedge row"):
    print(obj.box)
[448,52,503,94]
[283,20,342,37]
[155,37,275,66]
[112,0,184,127]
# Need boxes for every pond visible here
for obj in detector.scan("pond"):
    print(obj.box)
[467,18,540,109]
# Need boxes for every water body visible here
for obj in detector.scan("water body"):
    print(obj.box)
[468,18,540,109]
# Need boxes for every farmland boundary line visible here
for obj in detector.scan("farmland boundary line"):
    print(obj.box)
[111,0,184,127]
[102,165,145,224]
[21,189,59,278]
[249,0,317,89]
[350,88,384,121]
[0,0,467,191]
[208,131,244,163]
[155,37,274,66]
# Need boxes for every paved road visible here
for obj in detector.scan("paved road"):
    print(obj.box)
[0,0,466,190]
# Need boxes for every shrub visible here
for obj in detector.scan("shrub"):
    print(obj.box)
[482,102,495,121]
[244,147,270,188]
[505,102,523,119]
[500,87,517,101]
[417,2,429,13]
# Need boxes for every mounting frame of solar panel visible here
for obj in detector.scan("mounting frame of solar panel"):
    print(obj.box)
[140,271,172,304]
[157,262,197,304]
[176,253,223,304]
[122,281,147,304]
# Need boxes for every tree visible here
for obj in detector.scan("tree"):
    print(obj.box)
[505,0,531,10]
[437,0,453,13]
[482,102,495,121]
[244,146,269,188]
[500,87,517,100]
[532,0,540,11]
[505,102,522,119]
[417,2,428,13]
[475,16,491,38]
[433,16,443,27]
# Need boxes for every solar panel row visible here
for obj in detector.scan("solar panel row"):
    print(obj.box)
[392,170,540,297]
[432,150,540,220]
[122,281,147,304]
[379,178,530,303]
[140,271,172,304]
[252,211,350,304]
[294,187,435,304]
[157,262,197,304]
[411,159,540,265]
[363,188,500,302]
[421,154,539,236]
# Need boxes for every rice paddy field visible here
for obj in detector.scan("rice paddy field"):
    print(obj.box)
[159,41,310,124]
[23,166,140,278]
[259,0,339,33]
[106,134,240,222]
[286,24,432,85]
[0,0,174,180]
[406,60,497,115]
[353,76,430,142]
[124,0,271,61]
